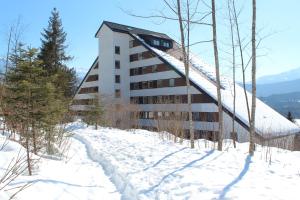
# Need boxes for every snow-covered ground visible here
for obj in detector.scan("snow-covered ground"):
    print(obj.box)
[0,134,120,200]
[1,122,300,199]
[70,123,300,200]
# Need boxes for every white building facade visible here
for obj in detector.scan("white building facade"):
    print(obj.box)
[72,21,300,148]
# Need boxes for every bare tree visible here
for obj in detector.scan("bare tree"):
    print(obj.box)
[123,0,209,148]
[249,0,256,155]
[211,0,223,151]
[4,27,13,80]
[0,145,32,199]
[231,1,251,125]
[227,0,237,148]
[176,0,195,148]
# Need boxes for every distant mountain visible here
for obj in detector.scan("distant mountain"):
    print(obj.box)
[256,67,300,84]
[260,92,300,118]
[246,78,300,97]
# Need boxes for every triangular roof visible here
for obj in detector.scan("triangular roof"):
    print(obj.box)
[129,33,300,138]
[95,21,172,40]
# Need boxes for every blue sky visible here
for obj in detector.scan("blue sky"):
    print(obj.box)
[1,0,299,81]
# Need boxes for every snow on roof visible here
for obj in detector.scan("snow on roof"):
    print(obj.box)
[133,34,300,138]
[295,119,300,127]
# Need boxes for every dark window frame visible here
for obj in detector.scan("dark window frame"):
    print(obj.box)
[115,60,120,69]
[115,75,120,83]
[115,46,120,54]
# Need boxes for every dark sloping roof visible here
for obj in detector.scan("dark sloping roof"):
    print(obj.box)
[131,34,300,138]
[95,21,172,40]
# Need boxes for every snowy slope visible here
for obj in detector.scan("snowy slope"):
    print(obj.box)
[2,123,300,200]
[0,135,120,200]
[71,124,300,200]
[132,34,300,138]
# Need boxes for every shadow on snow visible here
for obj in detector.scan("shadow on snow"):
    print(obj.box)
[218,155,252,199]
[143,147,188,171]
[140,149,215,195]
[10,178,103,188]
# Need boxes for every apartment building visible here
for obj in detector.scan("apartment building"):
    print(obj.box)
[71,21,300,147]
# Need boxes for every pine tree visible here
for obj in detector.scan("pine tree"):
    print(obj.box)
[39,8,77,98]
[4,46,46,175]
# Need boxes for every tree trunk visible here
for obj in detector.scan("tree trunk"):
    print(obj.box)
[25,126,32,176]
[4,27,13,80]
[249,0,256,155]
[32,122,37,154]
[232,0,251,124]
[211,0,223,151]
[176,0,194,148]
[228,0,237,148]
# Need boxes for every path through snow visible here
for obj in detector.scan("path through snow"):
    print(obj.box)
[72,125,300,200]
[6,137,121,200]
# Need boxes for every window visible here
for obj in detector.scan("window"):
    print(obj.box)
[157,112,163,119]
[191,94,213,103]
[175,78,186,86]
[86,75,98,82]
[115,75,120,83]
[164,112,170,119]
[206,113,219,122]
[192,112,201,121]
[169,78,175,87]
[143,96,148,104]
[115,89,121,98]
[115,46,120,54]
[142,51,154,59]
[152,80,157,88]
[130,53,138,62]
[175,95,182,103]
[169,95,175,103]
[94,63,99,69]
[138,53,143,60]
[153,39,160,46]
[129,40,140,48]
[138,97,143,104]
[148,112,154,119]
[142,81,148,89]
[134,83,139,90]
[138,67,143,75]
[162,41,170,48]
[142,66,148,74]
[78,87,98,94]
[152,65,157,72]
[115,60,120,69]
[148,96,153,104]
[157,79,163,88]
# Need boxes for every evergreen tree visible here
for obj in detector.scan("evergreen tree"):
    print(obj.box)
[287,111,295,123]
[83,95,104,129]
[4,46,46,175]
[39,8,77,98]
[4,45,68,173]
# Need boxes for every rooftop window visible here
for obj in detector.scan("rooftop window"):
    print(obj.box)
[153,39,160,46]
